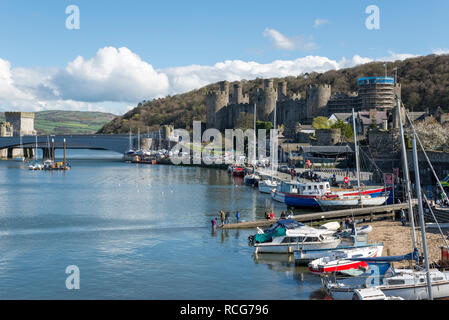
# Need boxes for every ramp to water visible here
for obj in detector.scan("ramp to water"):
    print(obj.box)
[221,203,412,229]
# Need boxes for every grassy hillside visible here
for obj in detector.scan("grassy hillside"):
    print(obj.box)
[0,110,116,135]
[98,53,449,134]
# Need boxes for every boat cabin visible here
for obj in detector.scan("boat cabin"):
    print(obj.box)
[297,182,331,196]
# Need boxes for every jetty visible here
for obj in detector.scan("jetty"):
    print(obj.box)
[222,202,415,230]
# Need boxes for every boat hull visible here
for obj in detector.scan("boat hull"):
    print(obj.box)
[271,190,285,203]
[294,243,380,264]
[254,239,341,254]
[329,281,449,300]
[258,181,278,194]
[284,194,320,208]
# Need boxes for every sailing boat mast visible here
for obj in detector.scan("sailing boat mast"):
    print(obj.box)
[271,101,277,182]
[253,103,257,166]
[128,128,133,151]
[352,109,361,194]
[412,134,433,300]
[138,128,141,151]
[397,97,418,249]
[35,135,38,161]
[63,138,66,167]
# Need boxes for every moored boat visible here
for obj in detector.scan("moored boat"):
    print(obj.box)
[248,219,341,254]
[316,193,389,211]
[308,244,383,274]
[258,179,278,194]
[271,181,299,203]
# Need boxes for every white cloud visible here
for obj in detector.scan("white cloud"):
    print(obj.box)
[263,28,296,50]
[314,19,329,28]
[433,48,449,55]
[0,47,432,115]
[263,28,318,51]
[53,47,170,102]
[375,50,418,62]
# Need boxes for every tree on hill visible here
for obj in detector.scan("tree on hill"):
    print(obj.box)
[312,116,331,129]
[98,54,449,134]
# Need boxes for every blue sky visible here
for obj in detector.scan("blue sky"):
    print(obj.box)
[0,0,448,114]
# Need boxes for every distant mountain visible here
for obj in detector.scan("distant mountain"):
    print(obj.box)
[97,53,449,134]
[0,110,117,135]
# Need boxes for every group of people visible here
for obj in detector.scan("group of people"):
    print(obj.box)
[265,210,294,221]
[211,210,241,228]
[211,209,296,228]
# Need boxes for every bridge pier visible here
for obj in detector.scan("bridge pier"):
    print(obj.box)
[1,147,34,159]
[42,147,54,160]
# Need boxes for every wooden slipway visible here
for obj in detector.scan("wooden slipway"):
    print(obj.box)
[221,203,414,230]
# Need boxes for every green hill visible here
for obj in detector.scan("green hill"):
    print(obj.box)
[98,53,449,134]
[0,110,117,135]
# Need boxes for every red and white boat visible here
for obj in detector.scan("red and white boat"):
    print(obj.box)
[308,244,383,274]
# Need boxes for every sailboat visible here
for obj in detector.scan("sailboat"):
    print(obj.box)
[28,136,43,170]
[324,98,449,300]
[123,128,136,161]
[258,101,279,194]
[244,103,261,187]
[14,132,25,162]
[316,109,389,211]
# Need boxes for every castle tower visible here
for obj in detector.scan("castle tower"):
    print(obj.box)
[306,84,331,119]
[278,81,287,101]
[4,112,36,136]
[232,83,243,105]
[206,81,229,129]
[258,79,277,122]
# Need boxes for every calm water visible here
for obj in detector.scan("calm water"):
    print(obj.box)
[0,150,325,299]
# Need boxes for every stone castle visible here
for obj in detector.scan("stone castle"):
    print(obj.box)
[206,77,401,131]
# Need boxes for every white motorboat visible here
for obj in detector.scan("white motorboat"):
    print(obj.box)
[248,219,341,254]
[325,263,449,300]
[308,244,383,274]
[316,194,389,211]
[28,162,44,170]
[258,179,278,194]
[244,174,260,186]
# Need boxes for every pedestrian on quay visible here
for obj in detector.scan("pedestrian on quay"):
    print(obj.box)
[344,217,350,229]
[235,211,240,223]
[280,211,286,219]
[288,210,294,218]
[269,211,274,220]
[211,218,217,229]
[225,212,230,224]
[400,209,406,226]
[220,210,225,226]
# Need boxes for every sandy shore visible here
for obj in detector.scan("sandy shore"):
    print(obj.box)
[358,220,448,267]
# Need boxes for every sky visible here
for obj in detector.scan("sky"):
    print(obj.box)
[0,0,448,115]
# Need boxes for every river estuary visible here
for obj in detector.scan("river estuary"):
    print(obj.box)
[0,150,326,299]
